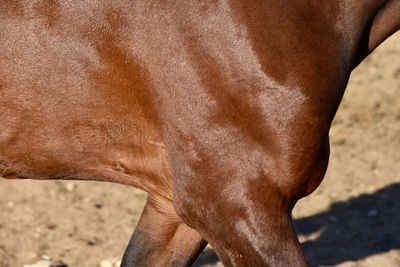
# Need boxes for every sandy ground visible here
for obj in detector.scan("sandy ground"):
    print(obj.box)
[0,33,399,267]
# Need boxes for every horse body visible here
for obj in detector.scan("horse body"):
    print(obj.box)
[0,1,399,266]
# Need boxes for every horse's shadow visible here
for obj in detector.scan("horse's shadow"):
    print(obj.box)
[194,182,400,267]
[296,182,400,266]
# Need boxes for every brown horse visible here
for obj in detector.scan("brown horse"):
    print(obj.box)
[0,0,399,266]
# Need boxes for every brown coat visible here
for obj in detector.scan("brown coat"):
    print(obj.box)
[1,1,399,266]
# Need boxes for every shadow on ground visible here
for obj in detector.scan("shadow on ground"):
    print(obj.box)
[193,183,400,267]
[193,248,220,267]
[296,182,400,266]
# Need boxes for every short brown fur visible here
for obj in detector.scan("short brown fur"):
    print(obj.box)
[0,0,399,266]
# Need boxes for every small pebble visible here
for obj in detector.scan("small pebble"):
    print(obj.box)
[100,260,113,267]
[42,255,51,261]
[100,258,120,267]
[65,183,77,192]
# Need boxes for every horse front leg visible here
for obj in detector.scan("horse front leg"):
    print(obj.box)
[121,195,207,267]
[176,179,309,267]
[172,136,330,267]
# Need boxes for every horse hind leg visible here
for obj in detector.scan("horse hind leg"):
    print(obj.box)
[121,195,207,267]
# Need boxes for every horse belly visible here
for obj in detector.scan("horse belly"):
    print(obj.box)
[0,3,172,198]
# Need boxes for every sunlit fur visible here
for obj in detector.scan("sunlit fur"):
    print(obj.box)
[0,1,399,266]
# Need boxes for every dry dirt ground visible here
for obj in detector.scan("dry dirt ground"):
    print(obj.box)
[0,33,399,267]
